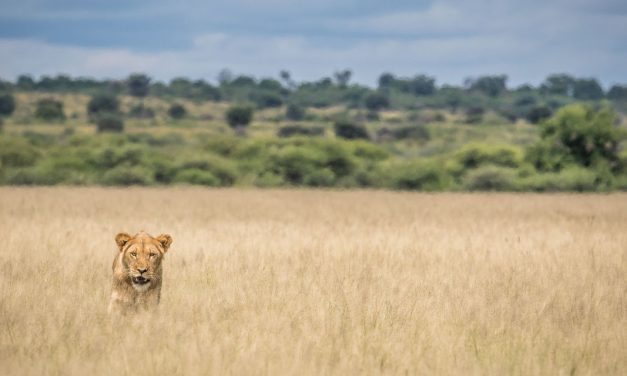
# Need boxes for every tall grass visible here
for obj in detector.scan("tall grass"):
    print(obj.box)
[0,188,625,374]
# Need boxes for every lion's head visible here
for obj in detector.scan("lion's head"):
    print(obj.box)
[114,231,173,291]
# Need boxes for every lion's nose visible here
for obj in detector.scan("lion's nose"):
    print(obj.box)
[138,268,147,274]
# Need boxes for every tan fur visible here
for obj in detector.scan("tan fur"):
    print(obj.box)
[108,231,173,315]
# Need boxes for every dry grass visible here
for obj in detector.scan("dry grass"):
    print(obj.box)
[0,188,625,375]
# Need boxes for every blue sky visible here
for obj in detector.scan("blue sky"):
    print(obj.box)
[0,0,625,87]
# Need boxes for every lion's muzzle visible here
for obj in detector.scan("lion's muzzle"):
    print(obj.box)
[132,276,150,285]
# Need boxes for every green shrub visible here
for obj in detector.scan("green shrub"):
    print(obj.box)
[390,125,430,141]
[334,121,369,140]
[528,104,624,172]
[174,168,220,186]
[525,105,552,124]
[465,106,485,124]
[304,168,336,187]
[519,167,599,192]
[2,167,63,185]
[389,161,451,191]
[100,166,154,186]
[364,92,390,111]
[271,146,325,185]
[454,144,523,169]
[251,91,283,108]
[0,138,40,167]
[0,93,16,117]
[277,125,324,138]
[168,103,187,119]
[89,145,146,169]
[128,103,155,119]
[178,155,239,186]
[87,94,119,120]
[226,105,254,130]
[96,113,124,133]
[35,98,65,121]
[285,103,306,120]
[462,165,518,191]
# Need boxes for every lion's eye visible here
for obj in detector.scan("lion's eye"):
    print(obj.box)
[130,252,137,257]
[149,253,157,258]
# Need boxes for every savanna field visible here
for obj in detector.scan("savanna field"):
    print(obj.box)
[0,187,626,375]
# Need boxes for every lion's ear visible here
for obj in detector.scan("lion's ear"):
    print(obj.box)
[156,234,173,252]
[115,232,132,251]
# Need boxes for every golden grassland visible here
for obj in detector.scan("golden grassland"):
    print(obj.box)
[0,188,625,375]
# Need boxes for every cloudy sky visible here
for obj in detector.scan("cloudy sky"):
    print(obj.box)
[0,0,625,87]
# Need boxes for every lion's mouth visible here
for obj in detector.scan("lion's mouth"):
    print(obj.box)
[132,276,151,285]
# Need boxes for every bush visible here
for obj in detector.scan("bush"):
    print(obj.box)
[100,166,154,186]
[96,113,124,133]
[525,106,552,124]
[128,103,155,119]
[454,144,524,169]
[35,98,65,121]
[270,146,325,185]
[173,168,220,186]
[285,103,306,120]
[2,167,64,185]
[87,94,119,120]
[226,105,254,134]
[0,138,40,167]
[277,125,324,138]
[527,104,624,172]
[168,103,187,119]
[334,121,369,140]
[364,92,390,111]
[303,168,336,187]
[519,167,599,192]
[391,125,430,141]
[389,161,451,191]
[465,107,485,124]
[462,165,517,191]
[0,93,15,117]
[251,91,283,108]
[178,155,239,186]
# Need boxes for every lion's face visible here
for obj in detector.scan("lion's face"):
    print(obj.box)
[115,232,173,291]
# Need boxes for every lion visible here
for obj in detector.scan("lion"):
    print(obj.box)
[108,231,173,315]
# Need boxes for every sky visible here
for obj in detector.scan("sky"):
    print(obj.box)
[0,0,625,87]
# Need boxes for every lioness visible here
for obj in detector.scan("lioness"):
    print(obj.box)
[108,231,173,315]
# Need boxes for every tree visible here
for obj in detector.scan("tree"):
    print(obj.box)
[35,98,65,121]
[378,73,395,89]
[540,74,575,96]
[226,105,254,134]
[217,69,233,86]
[526,104,624,172]
[607,84,627,100]
[467,75,508,97]
[408,75,436,96]
[334,120,369,140]
[334,70,352,87]
[96,113,124,133]
[573,78,604,100]
[87,93,119,119]
[17,75,35,90]
[168,103,187,119]
[126,73,151,98]
[364,92,390,111]
[0,93,16,117]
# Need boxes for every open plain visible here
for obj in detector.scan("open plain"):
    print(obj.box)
[0,188,625,375]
